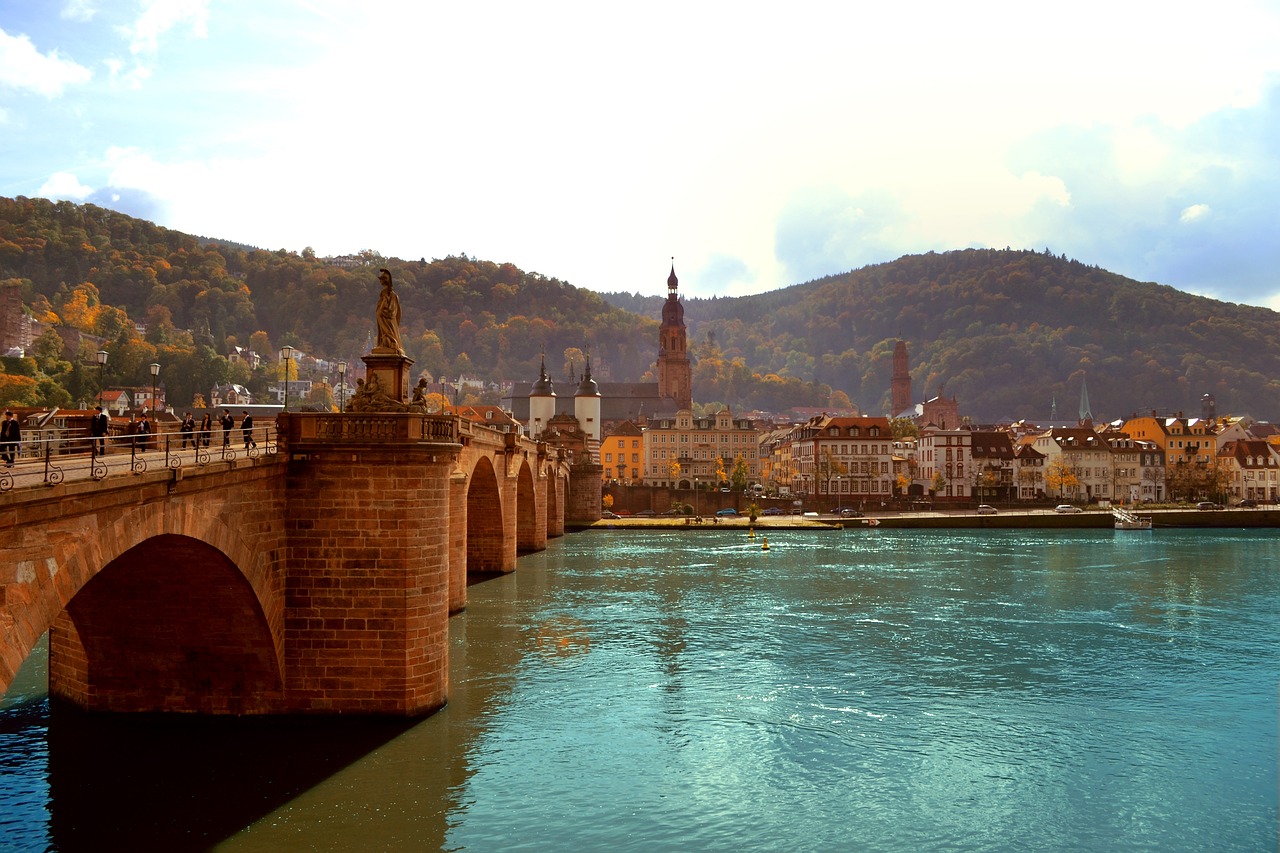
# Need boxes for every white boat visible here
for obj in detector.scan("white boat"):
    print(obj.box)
[1112,507,1152,530]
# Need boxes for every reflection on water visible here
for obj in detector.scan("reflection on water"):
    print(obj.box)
[1,529,1277,852]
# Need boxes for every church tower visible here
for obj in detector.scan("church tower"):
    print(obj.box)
[890,339,911,417]
[657,262,692,410]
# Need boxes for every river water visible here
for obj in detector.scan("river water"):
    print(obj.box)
[1,528,1277,852]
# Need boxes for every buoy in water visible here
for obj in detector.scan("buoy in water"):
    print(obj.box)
[762,536,769,551]
[748,527,755,539]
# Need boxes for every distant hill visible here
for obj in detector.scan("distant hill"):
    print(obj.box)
[4,196,1277,421]
[605,249,1280,422]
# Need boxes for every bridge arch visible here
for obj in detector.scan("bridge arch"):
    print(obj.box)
[545,461,563,538]
[515,458,539,554]
[1,495,286,708]
[51,533,285,713]
[466,455,506,573]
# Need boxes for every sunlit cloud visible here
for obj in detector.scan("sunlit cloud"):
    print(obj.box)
[121,0,210,55]
[61,1,98,23]
[1179,203,1211,224]
[38,171,94,200]
[0,28,92,96]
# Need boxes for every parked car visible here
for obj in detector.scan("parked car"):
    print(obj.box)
[1196,501,1224,510]
[601,510,619,519]
[831,507,863,518]
[1238,498,1258,508]
[660,508,685,516]
[1055,504,1083,513]
[761,507,785,516]
[976,504,998,515]
[715,508,738,517]
[634,509,656,517]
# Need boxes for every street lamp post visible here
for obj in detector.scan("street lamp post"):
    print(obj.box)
[694,476,699,518]
[96,350,108,407]
[149,362,160,415]
[337,360,347,412]
[280,346,295,412]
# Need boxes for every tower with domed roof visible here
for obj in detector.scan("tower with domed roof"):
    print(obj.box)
[657,262,692,410]
[529,350,556,438]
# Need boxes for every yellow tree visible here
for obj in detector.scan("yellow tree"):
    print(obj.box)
[668,459,681,484]
[1045,458,1081,498]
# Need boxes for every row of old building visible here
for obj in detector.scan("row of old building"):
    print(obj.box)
[588,408,1279,506]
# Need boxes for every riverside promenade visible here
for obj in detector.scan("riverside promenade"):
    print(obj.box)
[578,505,1280,531]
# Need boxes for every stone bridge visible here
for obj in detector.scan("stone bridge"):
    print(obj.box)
[0,412,600,716]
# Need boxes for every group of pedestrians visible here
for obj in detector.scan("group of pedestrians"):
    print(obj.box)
[0,407,263,469]
[153,409,259,452]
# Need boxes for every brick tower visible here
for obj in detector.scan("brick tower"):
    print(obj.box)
[891,339,912,417]
[657,263,692,410]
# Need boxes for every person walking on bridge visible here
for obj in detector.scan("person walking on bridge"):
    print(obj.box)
[220,410,234,448]
[199,412,212,448]
[241,411,256,450]
[180,412,196,449]
[1,410,20,467]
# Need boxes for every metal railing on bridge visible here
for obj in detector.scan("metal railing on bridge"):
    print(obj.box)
[0,425,279,492]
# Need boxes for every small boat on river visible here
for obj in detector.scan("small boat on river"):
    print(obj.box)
[1112,507,1152,530]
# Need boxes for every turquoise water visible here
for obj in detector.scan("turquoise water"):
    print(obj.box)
[2,529,1277,851]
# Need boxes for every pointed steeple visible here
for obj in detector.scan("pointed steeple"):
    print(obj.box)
[1079,376,1092,424]
[531,348,555,396]
[576,350,599,397]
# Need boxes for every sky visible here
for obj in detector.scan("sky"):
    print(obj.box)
[2,1,1279,307]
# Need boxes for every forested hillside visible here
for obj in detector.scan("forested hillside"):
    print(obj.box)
[4,195,1278,422]
[607,250,1280,422]
[0,197,671,409]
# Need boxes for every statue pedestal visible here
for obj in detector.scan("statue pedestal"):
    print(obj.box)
[363,352,415,404]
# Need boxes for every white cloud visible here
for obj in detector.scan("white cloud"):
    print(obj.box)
[1180,203,1211,224]
[61,1,98,23]
[38,171,94,200]
[122,0,210,55]
[0,28,92,97]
